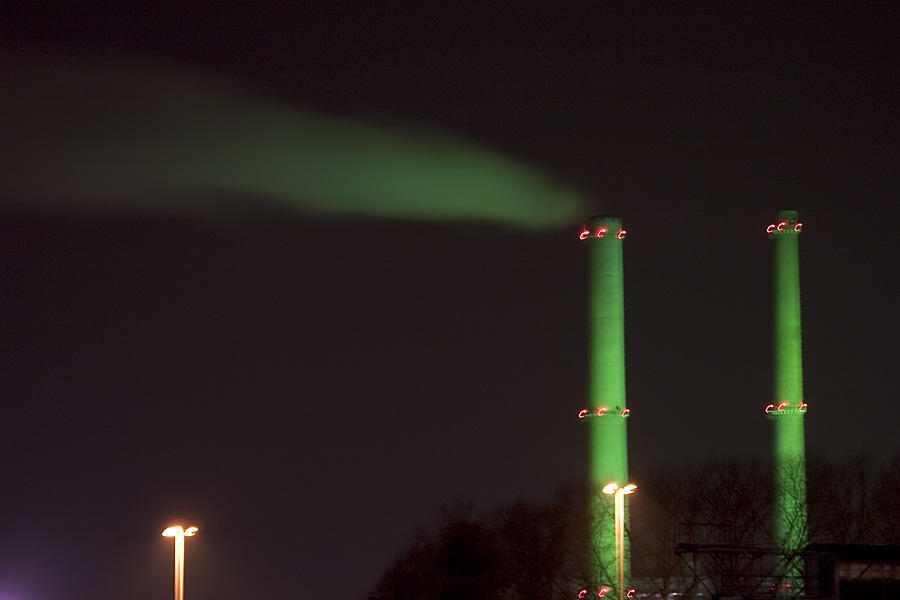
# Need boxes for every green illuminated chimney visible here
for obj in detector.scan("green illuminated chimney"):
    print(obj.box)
[581,216,630,597]
[766,210,808,596]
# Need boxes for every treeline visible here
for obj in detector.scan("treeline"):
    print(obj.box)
[368,490,587,600]
[368,452,900,600]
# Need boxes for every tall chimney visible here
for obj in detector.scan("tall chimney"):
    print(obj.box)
[580,216,630,596]
[766,209,808,595]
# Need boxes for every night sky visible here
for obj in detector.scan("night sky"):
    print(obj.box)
[2,3,899,600]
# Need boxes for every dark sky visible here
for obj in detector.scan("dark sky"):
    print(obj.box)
[1,3,899,600]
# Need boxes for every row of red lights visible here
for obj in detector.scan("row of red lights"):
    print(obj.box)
[578,407,631,418]
[765,402,808,414]
[579,588,635,598]
[766,221,803,233]
[580,228,627,240]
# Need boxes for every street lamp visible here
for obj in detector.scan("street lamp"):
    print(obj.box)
[162,525,198,600]
[603,483,636,599]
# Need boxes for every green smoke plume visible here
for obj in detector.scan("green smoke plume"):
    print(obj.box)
[0,50,583,228]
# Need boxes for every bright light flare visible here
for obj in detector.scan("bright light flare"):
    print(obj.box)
[162,526,198,537]
[602,482,636,495]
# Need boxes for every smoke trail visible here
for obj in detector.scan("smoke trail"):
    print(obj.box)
[0,50,583,228]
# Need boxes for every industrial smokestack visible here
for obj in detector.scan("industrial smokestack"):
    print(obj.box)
[766,209,808,595]
[579,216,630,596]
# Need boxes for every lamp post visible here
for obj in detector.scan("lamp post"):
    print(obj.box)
[162,525,198,600]
[603,483,636,599]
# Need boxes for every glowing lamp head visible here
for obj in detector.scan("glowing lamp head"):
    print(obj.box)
[602,482,636,495]
[162,525,198,537]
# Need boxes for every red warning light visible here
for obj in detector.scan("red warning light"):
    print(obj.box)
[580,227,627,240]
[765,402,808,414]
[579,587,618,598]
[767,222,802,234]
[577,407,631,419]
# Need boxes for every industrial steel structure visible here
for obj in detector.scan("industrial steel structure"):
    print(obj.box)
[767,209,809,596]
[576,211,810,599]
[580,216,630,598]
